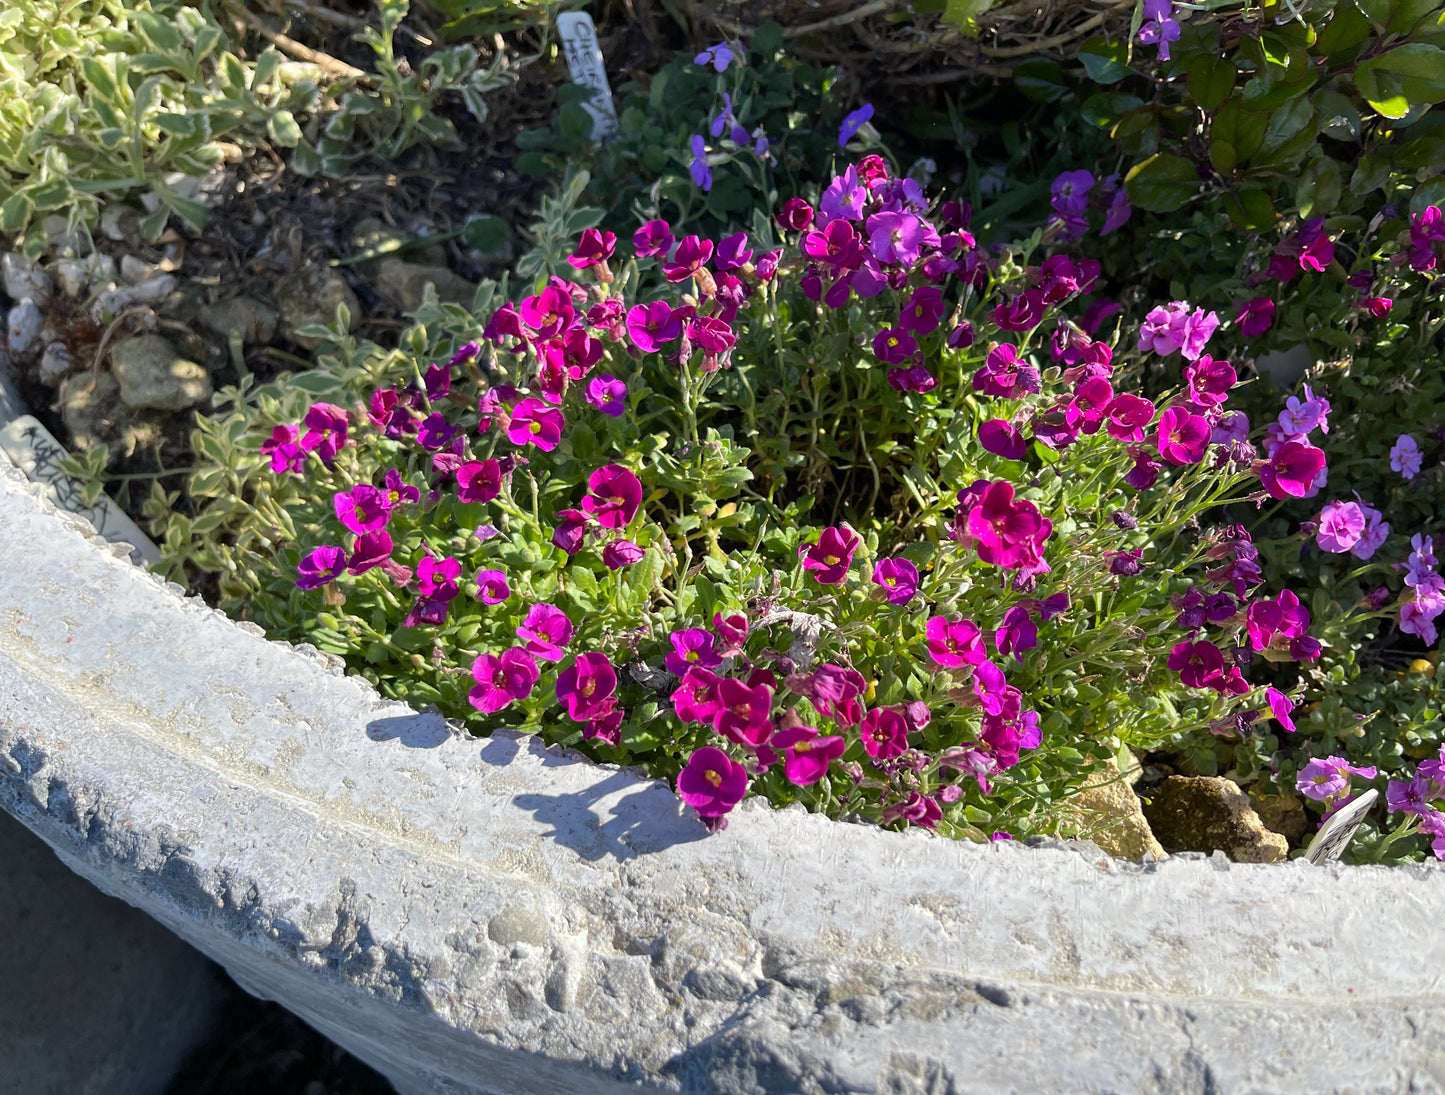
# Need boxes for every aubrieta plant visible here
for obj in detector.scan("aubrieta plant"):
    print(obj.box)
[228,155,1427,845]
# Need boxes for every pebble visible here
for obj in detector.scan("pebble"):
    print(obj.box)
[7,299,44,361]
[2,253,54,309]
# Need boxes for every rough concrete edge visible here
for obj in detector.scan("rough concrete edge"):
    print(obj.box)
[3,457,1445,1095]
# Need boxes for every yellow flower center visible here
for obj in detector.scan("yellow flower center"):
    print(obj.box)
[704,769,722,788]
[686,651,699,662]
[822,554,840,566]
[529,420,542,434]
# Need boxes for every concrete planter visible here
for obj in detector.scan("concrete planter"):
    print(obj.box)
[2,456,1444,1093]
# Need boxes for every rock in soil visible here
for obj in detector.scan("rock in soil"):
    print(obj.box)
[2,252,55,309]
[110,334,213,412]
[197,296,279,347]
[59,370,162,460]
[1249,790,1308,843]
[1141,775,1290,864]
[376,257,478,312]
[275,261,361,350]
[1058,754,1166,861]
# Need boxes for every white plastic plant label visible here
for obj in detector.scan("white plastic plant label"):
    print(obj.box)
[0,415,162,567]
[556,12,618,141]
[1305,788,1379,865]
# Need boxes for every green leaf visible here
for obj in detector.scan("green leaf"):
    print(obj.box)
[750,20,784,57]
[267,109,301,147]
[1124,153,1199,213]
[1078,37,1132,84]
[1296,156,1343,218]
[1315,2,1372,57]
[1355,44,1445,118]
[1014,59,1069,103]
[1315,89,1362,140]
[1222,187,1274,230]
[1187,54,1235,113]
[1081,92,1142,129]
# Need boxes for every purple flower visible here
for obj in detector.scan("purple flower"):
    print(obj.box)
[586,374,627,417]
[716,231,753,271]
[1155,407,1211,465]
[296,545,346,590]
[1315,501,1365,553]
[1266,686,1296,732]
[1099,175,1132,236]
[626,300,683,353]
[1277,385,1331,441]
[475,568,510,604]
[1138,0,1182,59]
[1390,434,1422,479]
[1236,296,1276,337]
[694,42,735,72]
[601,539,645,569]
[516,603,574,660]
[469,648,539,713]
[871,557,919,605]
[677,746,748,818]
[866,210,929,267]
[872,327,917,365]
[300,403,349,463]
[665,628,722,676]
[926,616,986,668]
[1211,410,1250,446]
[1386,775,1436,817]
[772,725,846,787]
[383,468,420,508]
[416,555,461,601]
[456,459,502,505]
[978,419,1028,461]
[838,103,874,147]
[1297,755,1377,802]
[1348,500,1389,559]
[819,166,867,222]
[898,286,945,336]
[993,605,1037,663]
[633,219,675,259]
[689,134,712,192]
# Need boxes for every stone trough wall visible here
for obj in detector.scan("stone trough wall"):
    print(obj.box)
[2,456,1444,1094]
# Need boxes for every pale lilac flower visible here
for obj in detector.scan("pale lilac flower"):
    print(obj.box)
[1296,755,1376,802]
[1315,501,1365,554]
[694,42,735,72]
[1390,434,1422,479]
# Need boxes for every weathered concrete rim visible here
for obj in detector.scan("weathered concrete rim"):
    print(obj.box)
[2,456,1443,1094]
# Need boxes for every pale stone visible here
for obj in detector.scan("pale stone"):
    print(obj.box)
[38,341,76,386]
[1058,754,1166,860]
[377,257,478,312]
[2,252,54,308]
[197,296,279,347]
[1141,775,1290,863]
[110,334,212,411]
[275,262,361,350]
[41,213,90,259]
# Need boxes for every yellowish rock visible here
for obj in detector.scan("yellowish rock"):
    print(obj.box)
[1059,754,1166,861]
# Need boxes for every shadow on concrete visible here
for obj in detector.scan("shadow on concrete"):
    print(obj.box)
[365,712,451,748]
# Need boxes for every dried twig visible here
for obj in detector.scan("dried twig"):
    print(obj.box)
[243,13,370,79]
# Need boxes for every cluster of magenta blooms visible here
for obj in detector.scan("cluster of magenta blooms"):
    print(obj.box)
[260,160,1444,843]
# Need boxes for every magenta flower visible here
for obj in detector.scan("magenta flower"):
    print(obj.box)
[555,652,618,722]
[296,545,346,590]
[633,219,675,259]
[333,484,391,534]
[994,288,1046,332]
[1104,393,1156,442]
[799,526,860,585]
[898,286,945,336]
[300,403,349,463]
[1138,304,1184,356]
[871,557,919,606]
[567,228,616,269]
[347,530,392,575]
[552,508,588,556]
[714,611,749,654]
[872,327,917,365]
[507,398,564,451]
[518,286,575,340]
[1155,407,1211,465]
[585,374,627,417]
[1245,589,1310,651]
[469,648,540,714]
[1390,434,1422,480]
[713,677,774,747]
[965,481,1051,570]
[1266,687,1296,733]
[715,231,753,271]
[1167,639,1225,689]
[456,459,502,504]
[926,616,986,668]
[662,235,713,282]
[1260,440,1327,499]
[993,605,1037,663]
[1236,296,1276,337]
[677,746,748,818]
[516,603,574,660]
[1315,501,1365,553]
[262,424,305,473]
[772,725,846,786]
[475,569,510,604]
[416,555,461,601]
[672,667,722,723]
[601,539,645,569]
[978,419,1028,460]
[802,219,861,268]
[625,301,683,353]
[972,660,1012,716]
[582,464,643,529]
[1360,296,1393,317]
[1297,756,1376,802]
[860,706,909,759]
[689,314,736,354]
[973,344,1041,399]
[665,628,722,676]
[1184,355,1236,407]
[776,198,814,232]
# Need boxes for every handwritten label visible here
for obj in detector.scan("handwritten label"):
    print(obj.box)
[557,12,618,141]
[0,415,162,568]
[1305,788,1379,865]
